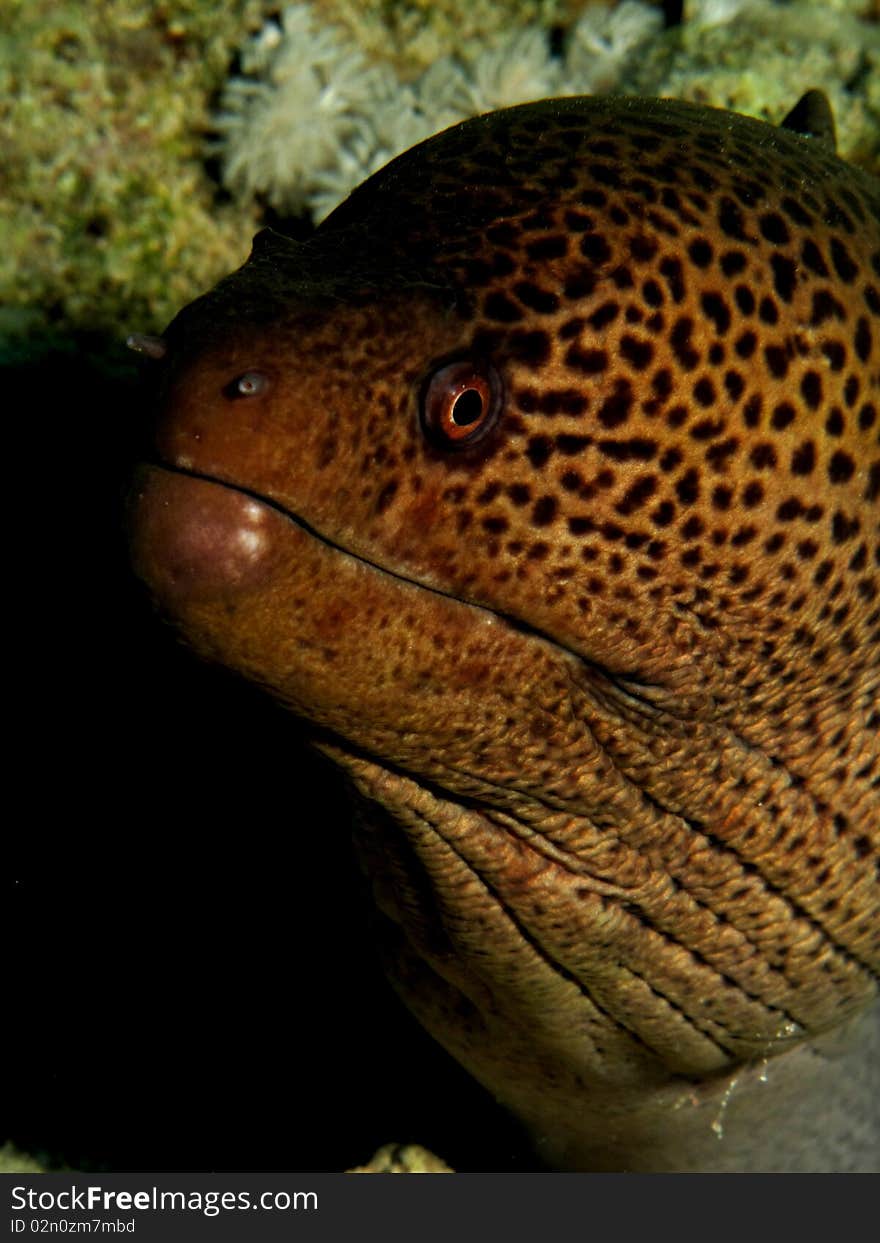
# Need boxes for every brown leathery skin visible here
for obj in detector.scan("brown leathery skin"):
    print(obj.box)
[129,97,880,1170]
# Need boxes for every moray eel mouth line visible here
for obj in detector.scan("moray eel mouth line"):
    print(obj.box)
[142,457,418,583]
[134,457,878,1046]
[130,93,880,1171]
[137,461,845,1039]
[138,455,671,708]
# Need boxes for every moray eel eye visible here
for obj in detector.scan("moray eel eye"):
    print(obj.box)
[229,371,269,398]
[420,359,502,450]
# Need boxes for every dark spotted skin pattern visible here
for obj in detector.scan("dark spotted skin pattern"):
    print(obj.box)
[129,97,880,1171]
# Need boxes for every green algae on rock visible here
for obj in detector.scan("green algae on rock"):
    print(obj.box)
[0,0,266,346]
[625,0,880,175]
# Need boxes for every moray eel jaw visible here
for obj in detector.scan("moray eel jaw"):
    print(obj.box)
[134,463,880,1173]
[131,95,880,1170]
[129,458,551,756]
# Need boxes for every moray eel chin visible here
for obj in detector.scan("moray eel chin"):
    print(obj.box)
[130,95,880,1172]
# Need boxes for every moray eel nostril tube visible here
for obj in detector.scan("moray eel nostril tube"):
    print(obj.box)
[129,95,880,1172]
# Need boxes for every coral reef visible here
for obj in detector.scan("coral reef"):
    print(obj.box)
[346,1143,454,1172]
[214,2,665,221]
[2,0,878,356]
[214,1,878,225]
[627,1,880,170]
[311,0,586,77]
[0,1142,46,1174]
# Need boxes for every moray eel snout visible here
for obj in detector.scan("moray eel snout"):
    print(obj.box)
[131,470,285,605]
[130,96,880,1171]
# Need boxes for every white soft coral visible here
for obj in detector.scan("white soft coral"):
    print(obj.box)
[563,1,664,92]
[215,4,395,215]
[213,1,665,222]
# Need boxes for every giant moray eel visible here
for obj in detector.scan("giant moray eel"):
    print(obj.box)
[129,95,880,1172]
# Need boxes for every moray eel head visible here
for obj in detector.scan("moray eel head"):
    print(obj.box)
[130,97,880,1171]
